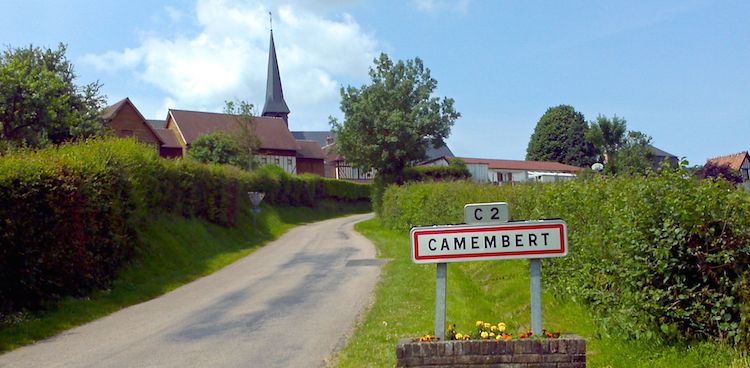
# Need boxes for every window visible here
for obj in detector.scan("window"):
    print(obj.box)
[274,157,280,165]
[261,157,267,164]
[287,158,292,166]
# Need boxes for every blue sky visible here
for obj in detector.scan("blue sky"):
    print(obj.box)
[2,0,748,165]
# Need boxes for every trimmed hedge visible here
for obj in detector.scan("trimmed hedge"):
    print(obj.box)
[380,169,750,346]
[0,138,369,317]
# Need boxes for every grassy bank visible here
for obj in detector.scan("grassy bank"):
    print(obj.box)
[0,200,369,352]
[334,219,749,367]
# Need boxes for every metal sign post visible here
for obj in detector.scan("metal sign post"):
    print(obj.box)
[529,258,542,335]
[248,192,265,231]
[435,263,447,340]
[411,202,567,339]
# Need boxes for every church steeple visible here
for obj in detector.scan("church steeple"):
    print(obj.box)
[261,29,290,125]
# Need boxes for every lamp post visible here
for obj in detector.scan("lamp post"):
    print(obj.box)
[248,192,265,231]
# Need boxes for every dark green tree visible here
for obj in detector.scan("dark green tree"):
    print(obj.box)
[0,43,107,149]
[526,105,595,167]
[330,53,460,183]
[187,131,250,167]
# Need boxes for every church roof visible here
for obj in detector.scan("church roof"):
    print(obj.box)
[261,31,290,117]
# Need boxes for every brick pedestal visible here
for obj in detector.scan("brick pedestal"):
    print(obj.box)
[396,335,586,367]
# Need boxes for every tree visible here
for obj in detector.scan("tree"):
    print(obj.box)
[187,131,250,167]
[586,114,627,168]
[526,105,595,167]
[223,99,260,170]
[330,53,460,183]
[615,131,653,175]
[0,43,107,149]
[695,162,743,185]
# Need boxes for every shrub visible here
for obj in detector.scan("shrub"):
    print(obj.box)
[380,167,750,345]
[0,138,370,318]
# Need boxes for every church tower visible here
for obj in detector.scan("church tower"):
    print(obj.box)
[261,29,290,125]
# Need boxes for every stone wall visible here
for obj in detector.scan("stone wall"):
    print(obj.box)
[396,335,586,367]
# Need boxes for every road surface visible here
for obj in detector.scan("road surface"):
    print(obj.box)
[0,213,381,368]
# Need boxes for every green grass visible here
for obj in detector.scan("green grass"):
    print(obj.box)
[334,218,750,367]
[0,200,370,352]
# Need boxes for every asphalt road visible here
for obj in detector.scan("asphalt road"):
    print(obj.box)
[0,213,381,368]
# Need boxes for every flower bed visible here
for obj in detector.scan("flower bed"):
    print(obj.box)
[396,334,586,367]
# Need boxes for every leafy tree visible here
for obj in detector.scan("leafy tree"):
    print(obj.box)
[187,131,249,167]
[695,162,743,185]
[223,99,260,170]
[526,105,595,167]
[330,53,460,183]
[616,130,653,175]
[586,114,627,168]
[0,43,107,149]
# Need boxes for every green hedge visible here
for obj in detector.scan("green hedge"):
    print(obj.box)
[380,169,750,345]
[0,138,369,317]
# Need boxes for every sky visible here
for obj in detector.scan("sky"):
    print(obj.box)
[1,0,748,165]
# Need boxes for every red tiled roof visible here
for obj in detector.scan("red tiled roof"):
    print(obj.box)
[168,110,299,151]
[154,128,182,148]
[323,143,344,163]
[459,157,583,173]
[296,140,325,159]
[707,151,749,171]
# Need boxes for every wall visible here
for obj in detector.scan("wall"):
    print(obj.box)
[257,154,296,174]
[297,158,324,176]
[466,163,489,183]
[396,337,586,367]
[109,104,160,147]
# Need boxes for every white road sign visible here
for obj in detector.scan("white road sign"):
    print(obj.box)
[410,220,567,264]
[464,202,509,224]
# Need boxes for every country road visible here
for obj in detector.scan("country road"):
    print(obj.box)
[0,213,381,368]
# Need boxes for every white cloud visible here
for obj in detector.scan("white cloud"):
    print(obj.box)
[412,0,470,15]
[83,0,378,128]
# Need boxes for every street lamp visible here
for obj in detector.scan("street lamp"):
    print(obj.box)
[248,191,265,231]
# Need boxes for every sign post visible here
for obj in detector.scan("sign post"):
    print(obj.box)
[435,263,447,340]
[411,202,566,339]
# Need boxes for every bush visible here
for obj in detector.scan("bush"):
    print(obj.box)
[380,167,750,345]
[0,138,370,318]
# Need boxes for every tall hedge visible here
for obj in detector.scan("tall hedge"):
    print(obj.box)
[380,170,750,345]
[0,138,369,317]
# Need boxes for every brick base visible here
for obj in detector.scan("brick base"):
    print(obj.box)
[396,335,586,367]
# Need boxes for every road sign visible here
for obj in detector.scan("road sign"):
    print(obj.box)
[464,202,508,224]
[410,220,567,264]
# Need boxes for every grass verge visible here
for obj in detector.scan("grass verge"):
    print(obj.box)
[334,218,749,368]
[0,200,370,352]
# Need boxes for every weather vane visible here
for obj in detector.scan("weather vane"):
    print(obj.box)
[269,11,273,31]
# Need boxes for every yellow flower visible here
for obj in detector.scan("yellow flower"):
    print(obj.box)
[490,325,497,332]
[455,333,463,340]
[476,320,483,328]
[489,332,496,338]
[480,331,489,339]
[495,335,502,341]
[498,323,506,333]
[463,334,471,340]
[483,322,491,330]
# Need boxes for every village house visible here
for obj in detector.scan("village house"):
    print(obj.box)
[707,151,750,190]
[423,156,582,184]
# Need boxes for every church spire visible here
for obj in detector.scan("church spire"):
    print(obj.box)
[261,23,290,124]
